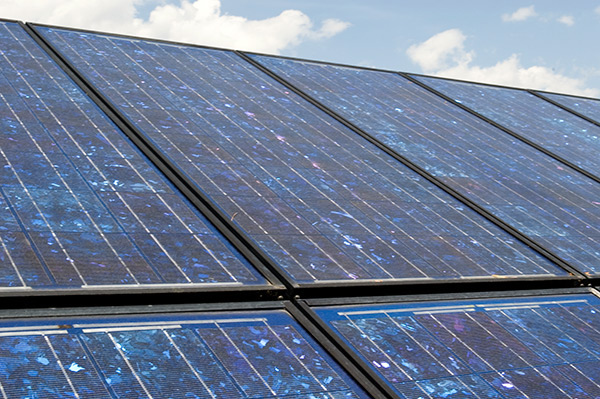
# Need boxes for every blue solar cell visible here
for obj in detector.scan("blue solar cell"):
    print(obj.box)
[249,55,600,276]
[0,22,265,289]
[413,76,600,179]
[415,375,502,399]
[37,26,569,283]
[0,334,112,397]
[0,309,369,398]
[539,91,600,125]
[316,294,600,398]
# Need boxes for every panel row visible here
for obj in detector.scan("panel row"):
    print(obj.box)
[34,26,569,287]
[249,55,600,277]
[3,291,600,398]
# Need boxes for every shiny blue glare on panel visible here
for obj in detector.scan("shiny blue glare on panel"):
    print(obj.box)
[538,91,600,126]
[0,310,369,398]
[316,294,600,398]
[0,22,264,289]
[37,26,569,283]
[250,55,600,276]
[413,76,600,179]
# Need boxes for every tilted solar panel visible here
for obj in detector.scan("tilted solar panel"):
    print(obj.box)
[0,306,370,398]
[412,76,600,179]
[314,293,600,398]
[0,22,267,290]
[35,26,569,285]
[248,55,600,277]
[537,91,600,125]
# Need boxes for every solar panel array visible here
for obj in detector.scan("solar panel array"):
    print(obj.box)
[1,19,600,399]
[0,308,369,398]
[412,76,600,180]
[315,294,600,398]
[34,26,569,285]
[249,55,600,277]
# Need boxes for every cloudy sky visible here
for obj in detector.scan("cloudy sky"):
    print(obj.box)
[2,0,599,97]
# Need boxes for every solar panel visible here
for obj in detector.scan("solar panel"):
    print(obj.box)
[248,55,600,277]
[0,22,266,290]
[537,91,600,125]
[0,306,369,398]
[314,293,600,398]
[35,26,569,285]
[412,76,600,179]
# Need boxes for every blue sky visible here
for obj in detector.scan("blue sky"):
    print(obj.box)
[3,0,599,96]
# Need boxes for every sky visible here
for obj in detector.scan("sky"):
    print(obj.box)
[1,0,599,97]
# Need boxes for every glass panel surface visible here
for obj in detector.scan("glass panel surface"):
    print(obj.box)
[0,22,264,289]
[413,76,600,179]
[249,55,600,276]
[316,293,600,398]
[0,309,368,398]
[36,27,568,283]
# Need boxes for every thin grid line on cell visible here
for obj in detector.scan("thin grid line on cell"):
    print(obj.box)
[0,232,26,287]
[260,320,331,392]
[107,332,155,398]
[212,321,278,396]
[44,335,81,399]
[162,330,217,399]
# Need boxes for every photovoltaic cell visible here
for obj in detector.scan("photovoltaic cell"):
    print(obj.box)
[0,22,265,289]
[537,91,600,126]
[0,309,369,398]
[37,27,568,284]
[249,55,600,276]
[315,293,600,398]
[412,76,600,179]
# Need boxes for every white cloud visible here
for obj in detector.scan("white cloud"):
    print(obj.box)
[595,5,600,15]
[308,18,351,40]
[407,29,599,97]
[0,0,350,54]
[502,5,537,22]
[557,15,574,26]
[406,29,473,72]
